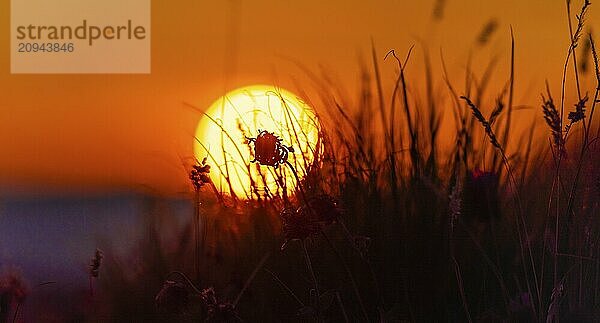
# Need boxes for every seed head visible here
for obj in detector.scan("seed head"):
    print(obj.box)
[190,157,211,189]
[280,207,320,250]
[89,249,103,278]
[568,95,587,124]
[247,130,294,168]
[449,179,463,230]
[461,96,501,149]
[280,195,342,250]
[542,93,565,156]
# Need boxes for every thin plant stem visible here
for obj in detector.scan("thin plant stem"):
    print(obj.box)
[321,231,370,322]
[500,28,515,152]
[337,219,384,308]
[461,96,540,319]
[301,241,323,322]
[335,291,350,323]
[12,281,56,323]
[194,189,200,283]
[288,154,375,319]
[564,63,600,224]
[566,0,583,102]
[12,302,21,323]
[451,257,473,323]
[284,160,309,204]
[165,271,203,294]
[233,252,271,307]
[89,275,94,297]
[264,268,305,307]
[301,241,320,298]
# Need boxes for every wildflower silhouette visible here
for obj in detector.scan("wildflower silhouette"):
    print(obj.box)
[279,195,343,250]
[190,157,211,189]
[88,249,103,297]
[189,157,211,282]
[246,130,294,168]
[89,249,103,278]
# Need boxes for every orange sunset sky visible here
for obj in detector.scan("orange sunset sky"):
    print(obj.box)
[0,0,599,196]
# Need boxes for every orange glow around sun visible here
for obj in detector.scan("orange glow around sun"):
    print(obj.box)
[193,85,320,198]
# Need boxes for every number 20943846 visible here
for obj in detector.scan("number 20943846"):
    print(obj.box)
[17,42,75,53]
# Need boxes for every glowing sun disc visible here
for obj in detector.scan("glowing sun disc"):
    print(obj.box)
[193,85,320,198]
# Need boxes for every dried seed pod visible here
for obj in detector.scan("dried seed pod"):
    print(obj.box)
[247,130,294,168]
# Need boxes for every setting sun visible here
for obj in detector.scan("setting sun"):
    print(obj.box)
[193,85,320,198]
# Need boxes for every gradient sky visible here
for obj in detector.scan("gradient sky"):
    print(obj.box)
[0,0,598,196]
